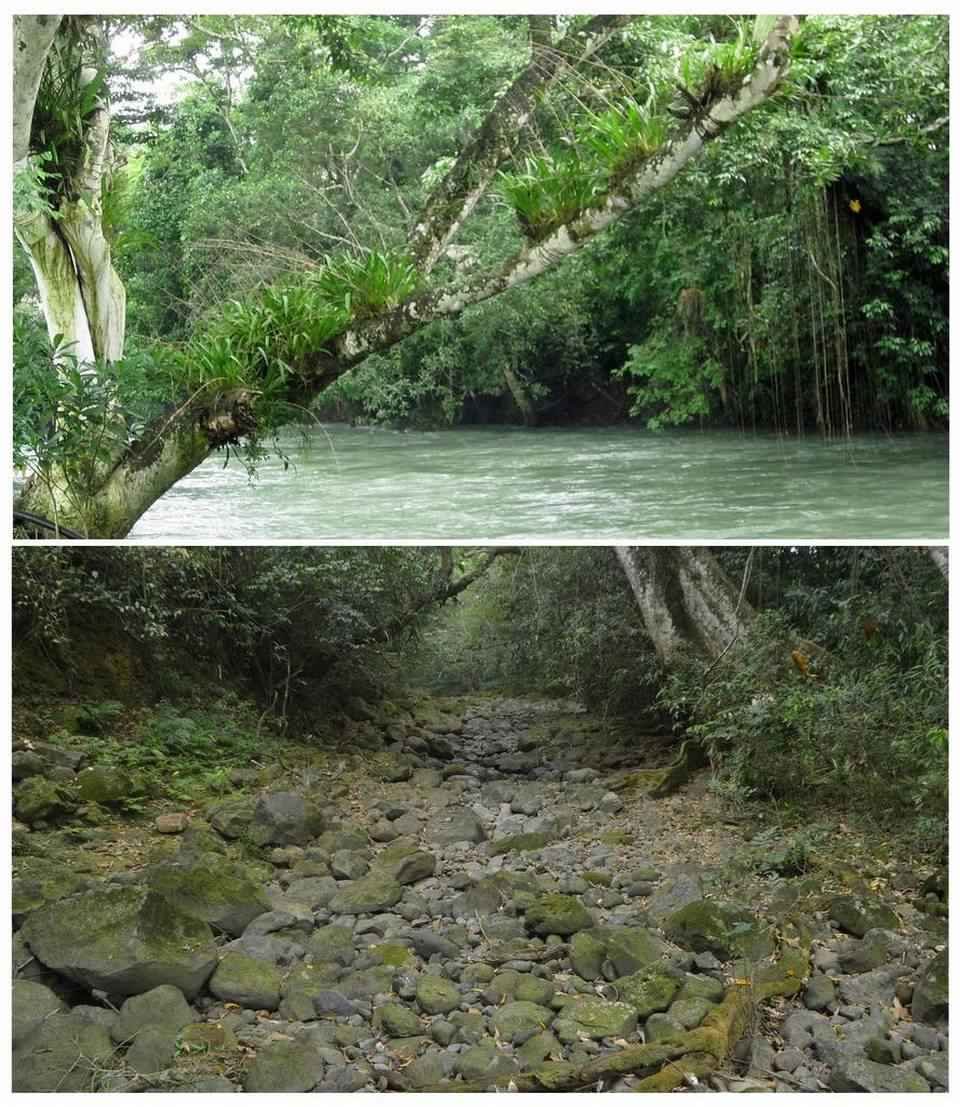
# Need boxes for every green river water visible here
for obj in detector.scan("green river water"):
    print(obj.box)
[130,425,948,541]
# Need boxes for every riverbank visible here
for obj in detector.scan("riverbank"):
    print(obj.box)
[13,692,948,1093]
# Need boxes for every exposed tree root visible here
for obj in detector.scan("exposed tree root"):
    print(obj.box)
[409,925,810,1093]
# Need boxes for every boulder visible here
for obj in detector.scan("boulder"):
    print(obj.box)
[13,778,75,826]
[209,797,256,839]
[614,964,683,1018]
[829,894,899,938]
[125,1025,178,1074]
[416,974,460,1015]
[249,792,326,847]
[456,1041,519,1082]
[209,952,282,1010]
[491,1000,553,1042]
[111,984,193,1044]
[524,893,593,937]
[645,871,703,925]
[560,996,637,1039]
[21,887,217,999]
[664,900,774,960]
[424,806,486,845]
[12,981,63,1047]
[76,765,131,806]
[147,860,270,937]
[829,1055,930,1093]
[243,1038,325,1092]
[379,1002,424,1037]
[13,1011,114,1092]
[912,948,947,1024]
[308,925,356,966]
[328,874,403,915]
[570,925,668,980]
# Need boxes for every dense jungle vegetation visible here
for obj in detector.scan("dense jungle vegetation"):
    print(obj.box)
[13,545,947,850]
[12,15,949,535]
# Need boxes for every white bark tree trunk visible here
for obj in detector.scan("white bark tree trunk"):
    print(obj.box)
[615,547,754,663]
[13,16,63,166]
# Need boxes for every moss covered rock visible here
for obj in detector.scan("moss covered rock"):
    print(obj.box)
[614,964,683,1018]
[243,1038,325,1092]
[416,974,460,1015]
[249,791,326,847]
[147,860,270,937]
[13,778,75,826]
[328,873,403,915]
[20,886,217,999]
[570,926,669,980]
[664,900,774,961]
[912,948,947,1024]
[525,893,593,937]
[210,952,282,1010]
[491,1000,554,1042]
[559,996,637,1039]
[13,1011,114,1091]
[491,832,555,855]
[379,1002,424,1037]
[76,765,131,806]
[829,894,900,938]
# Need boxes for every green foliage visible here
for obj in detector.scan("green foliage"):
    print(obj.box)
[312,251,419,318]
[678,21,759,94]
[497,153,605,240]
[30,23,108,204]
[617,334,724,429]
[581,99,668,175]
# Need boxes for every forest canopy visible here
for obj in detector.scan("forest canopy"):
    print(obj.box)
[12,14,949,536]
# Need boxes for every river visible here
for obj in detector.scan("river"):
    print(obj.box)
[130,425,948,541]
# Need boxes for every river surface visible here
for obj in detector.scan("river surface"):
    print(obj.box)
[130,425,948,541]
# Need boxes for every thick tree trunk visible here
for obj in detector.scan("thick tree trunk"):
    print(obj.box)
[13,16,63,167]
[615,547,754,663]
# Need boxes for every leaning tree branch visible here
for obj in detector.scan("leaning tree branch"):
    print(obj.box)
[407,14,633,274]
[371,548,518,643]
[335,17,800,373]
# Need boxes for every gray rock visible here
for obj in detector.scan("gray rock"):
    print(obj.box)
[829,1054,930,1093]
[20,886,217,999]
[829,894,899,938]
[912,949,948,1024]
[249,792,326,847]
[125,1025,177,1074]
[425,807,486,846]
[146,860,271,937]
[330,851,369,880]
[773,1047,805,1073]
[243,1038,325,1092]
[111,985,193,1044]
[804,973,836,1011]
[645,872,703,925]
[405,929,460,960]
[284,876,339,909]
[209,952,282,1010]
[838,929,905,974]
[13,1011,114,1091]
[12,981,62,1047]
[916,1054,948,1090]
